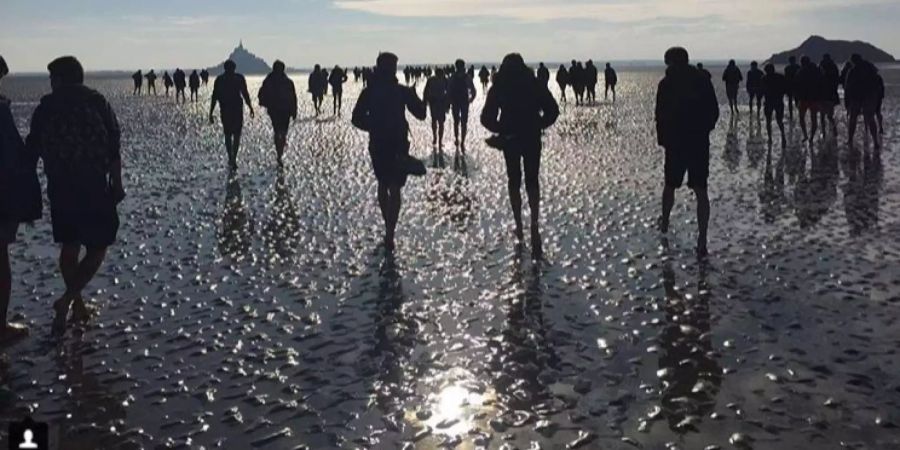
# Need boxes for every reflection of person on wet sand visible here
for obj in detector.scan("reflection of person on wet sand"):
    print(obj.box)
[482,53,560,259]
[656,47,719,257]
[219,173,254,258]
[745,115,765,169]
[658,259,722,433]
[759,144,786,223]
[488,258,558,425]
[841,149,882,236]
[723,116,740,173]
[26,56,125,333]
[263,169,301,259]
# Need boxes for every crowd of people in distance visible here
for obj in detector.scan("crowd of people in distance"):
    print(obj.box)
[132,68,208,102]
[555,60,618,105]
[720,54,885,149]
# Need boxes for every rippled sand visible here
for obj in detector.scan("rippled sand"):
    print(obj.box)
[1,68,899,449]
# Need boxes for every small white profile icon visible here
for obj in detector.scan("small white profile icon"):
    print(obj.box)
[18,428,39,449]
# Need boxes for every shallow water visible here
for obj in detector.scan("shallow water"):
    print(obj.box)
[1,69,900,449]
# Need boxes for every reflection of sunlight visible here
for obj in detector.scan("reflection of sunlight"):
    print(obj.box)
[426,383,483,437]
[405,367,495,446]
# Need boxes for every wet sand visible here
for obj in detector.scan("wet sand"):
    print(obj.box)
[1,68,899,449]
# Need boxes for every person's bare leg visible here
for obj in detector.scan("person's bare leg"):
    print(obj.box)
[233,132,242,167]
[865,114,880,149]
[766,114,773,144]
[386,185,402,251]
[799,107,809,141]
[525,175,542,258]
[52,244,81,332]
[438,121,444,150]
[876,110,884,134]
[660,185,675,233]
[847,109,859,146]
[431,119,437,146]
[460,120,468,153]
[809,110,818,144]
[695,187,710,256]
[69,247,107,322]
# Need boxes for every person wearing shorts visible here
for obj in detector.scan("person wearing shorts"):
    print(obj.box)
[26,56,126,332]
[352,52,426,252]
[449,59,477,151]
[794,56,822,143]
[210,59,254,170]
[656,47,720,256]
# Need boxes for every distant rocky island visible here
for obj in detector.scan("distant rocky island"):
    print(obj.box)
[208,41,271,75]
[769,35,895,64]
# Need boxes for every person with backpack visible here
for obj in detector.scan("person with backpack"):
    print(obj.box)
[352,52,426,253]
[0,55,40,343]
[656,47,719,257]
[481,53,560,259]
[448,59,477,151]
[209,59,254,170]
[25,56,125,332]
[258,60,297,166]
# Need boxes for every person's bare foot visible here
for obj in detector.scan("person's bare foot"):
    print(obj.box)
[0,323,29,346]
[658,217,669,234]
[696,239,709,258]
[52,296,71,336]
[383,235,395,253]
[531,230,543,260]
[70,297,95,323]
[513,223,524,241]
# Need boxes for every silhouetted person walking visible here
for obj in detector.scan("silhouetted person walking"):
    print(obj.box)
[162,71,173,96]
[200,69,209,86]
[875,71,884,135]
[0,55,38,343]
[762,63,787,145]
[795,56,822,143]
[209,60,254,170]
[536,62,550,85]
[481,53,559,259]
[584,60,598,104]
[145,69,157,95]
[784,56,800,120]
[570,60,585,106]
[656,47,719,256]
[308,65,327,116]
[258,60,297,166]
[173,68,187,103]
[351,52,426,252]
[722,60,742,114]
[449,59,477,151]
[479,66,490,91]
[189,70,200,102]
[556,65,569,102]
[819,53,840,136]
[604,63,618,102]
[26,56,125,332]
[746,61,763,115]
[845,54,881,149]
[696,63,711,79]
[424,68,450,149]
[329,65,348,115]
[132,70,143,95]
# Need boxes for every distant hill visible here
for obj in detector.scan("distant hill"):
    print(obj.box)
[769,35,895,64]
[208,41,271,75]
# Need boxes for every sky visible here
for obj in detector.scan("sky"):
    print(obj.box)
[1,0,899,72]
